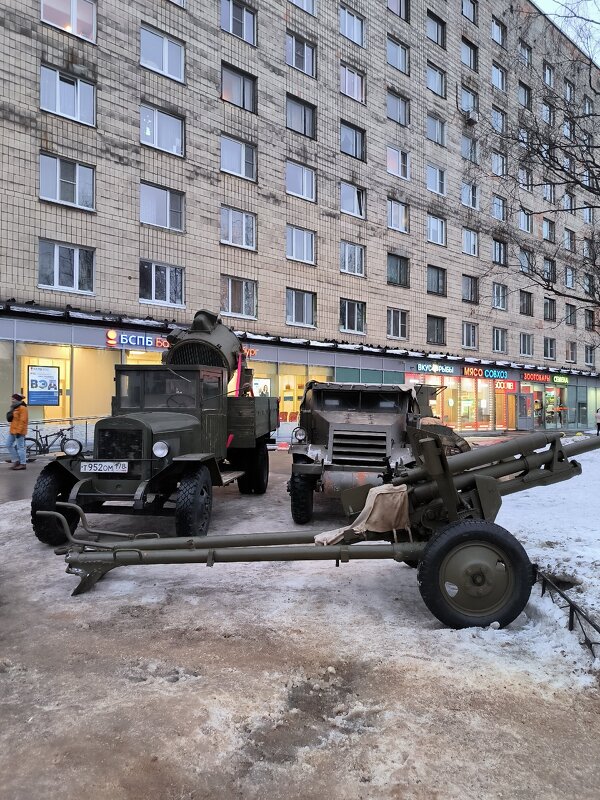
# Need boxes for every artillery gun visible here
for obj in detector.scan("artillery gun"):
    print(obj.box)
[39,430,600,629]
[31,310,278,543]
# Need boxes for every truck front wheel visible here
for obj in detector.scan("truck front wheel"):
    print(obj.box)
[175,466,213,537]
[237,442,269,495]
[289,473,314,524]
[31,463,79,546]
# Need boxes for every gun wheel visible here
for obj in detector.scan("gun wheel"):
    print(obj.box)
[290,473,314,524]
[31,463,78,546]
[417,520,533,629]
[175,466,213,537]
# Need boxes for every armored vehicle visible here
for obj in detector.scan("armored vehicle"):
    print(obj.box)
[287,381,469,524]
[31,310,278,545]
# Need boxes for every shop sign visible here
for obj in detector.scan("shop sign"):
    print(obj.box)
[416,362,456,375]
[494,380,516,391]
[463,367,509,379]
[243,346,258,358]
[553,375,569,385]
[27,365,60,406]
[106,329,170,350]
[522,372,551,383]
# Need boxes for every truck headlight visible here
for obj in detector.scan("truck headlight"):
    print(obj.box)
[292,427,307,442]
[152,441,169,458]
[63,439,82,456]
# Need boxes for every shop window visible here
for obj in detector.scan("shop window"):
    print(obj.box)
[39,239,94,294]
[17,342,71,422]
[40,66,95,125]
[140,104,183,155]
[139,260,184,307]
[387,146,410,179]
[220,274,257,318]
[221,0,256,44]
[286,95,315,137]
[140,183,184,231]
[41,0,96,42]
[220,136,257,180]
[286,288,316,326]
[39,154,94,209]
[222,64,256,111]
[140,25,185,81]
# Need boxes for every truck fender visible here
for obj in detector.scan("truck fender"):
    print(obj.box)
[171,454,222,486]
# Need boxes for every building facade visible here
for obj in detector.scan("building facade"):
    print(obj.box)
[1,0,599,431]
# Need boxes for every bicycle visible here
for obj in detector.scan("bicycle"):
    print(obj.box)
[24,425,74,459]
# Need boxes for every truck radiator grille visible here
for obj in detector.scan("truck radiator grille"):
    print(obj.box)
[168,341,228,369]
[97,429,143,460]
[331,430,388,466]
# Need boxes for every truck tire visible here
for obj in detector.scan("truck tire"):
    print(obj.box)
[175,466,213,537]
[31,463,79,546]
[237,442,269,495]
[417,520,533,629]
[290,473,314,524]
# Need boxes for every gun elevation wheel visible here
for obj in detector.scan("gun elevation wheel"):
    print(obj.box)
[417,520,533,629]
[175,465,213,537]
[290,473,314,524]
[31,463,79,545]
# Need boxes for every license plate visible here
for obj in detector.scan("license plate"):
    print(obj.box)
[80,462,128,474]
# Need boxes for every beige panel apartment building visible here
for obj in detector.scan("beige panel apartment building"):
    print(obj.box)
[0,0,599,431]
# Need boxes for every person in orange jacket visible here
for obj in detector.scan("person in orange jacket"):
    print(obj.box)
[6,393,28,470]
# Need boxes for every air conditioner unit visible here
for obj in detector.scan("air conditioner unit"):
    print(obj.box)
[465,110,478,124]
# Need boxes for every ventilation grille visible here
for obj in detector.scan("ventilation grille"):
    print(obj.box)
[97,429,143,461]
[331,430,388,466]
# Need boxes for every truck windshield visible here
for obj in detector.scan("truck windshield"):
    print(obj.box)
[119,371,197,409]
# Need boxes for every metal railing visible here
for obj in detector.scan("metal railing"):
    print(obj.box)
[537,570,600,659]
[0,415,106,457]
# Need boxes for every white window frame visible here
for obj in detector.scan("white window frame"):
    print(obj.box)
[461,134,478,162]
[41,0,96,42]
[491,62,506,91]
[462,228,478,256]
[286,161,316,201]
[387,307,408,340]
[520,333,533,357]
[491,151,506,176]
[564,228,575,252]
[340,241,365,276]
[585,345,595,366]
[491,106,506,133]
[491,195,506,220]
[493,327,507,353]
[340,121,365,160]
[220,206,257,250]
[565,266,575,289]
[491,16,506,46]
[221,0,256,45]
[426,164,445,195]
[286,95,315,137]
[38,239,94,294]
[519,40,531,66]
[519,208,533,233]
[139,260,184,307]
[543,61,554,87]
[461,181,478,209]
[286,31,315,76]
[460,87,478,113]
[340,63,365,102]
[140,183,184,231]
[492,282,508,310]
[220,135,256,180]
[289,0,315,13]
[387,146,410,179]
[387,36,409,74]
[461,38,478,71]
[220,275,257,318]
[340,181,365,217]
[427,214,446,246]
[339,5,364,46]
[583,204,594,224]
[426,63,446,96]
[39,153,94,210]
[543,182,555,203]
[286,225,315,264]
[286,288,316,327]
[462,321,478,349]
[544,337,556,360]
[40,65,95,125]
[340,298,366,334]
[387,199,409,232]
[427,114,446,146]
[541,102,555,126]
[140,25,185,81]
[140,104,183,155]
[222,64,256,111]
[387,91,409,126]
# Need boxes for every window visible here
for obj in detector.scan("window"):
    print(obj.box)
[566,304,576,326]
[286,225,315,264]
[220,275,257,318]
[387,0,409,22]
[221,0,256,44]
[491,106,506,133]
[39,154,94,209]
[462,322,478,349]
[519,248,533,273]
[543,258,557,283]
[140,25,184,81]
[290,0,315,12]
[584,95,594,116]
[543,182,555,203]
[387,91,409,125]
[565,266,575,289]
[491,62,506,91]
[461,39,478,71]
[491,195,506,221]
[427,214,446,245]
[286,161,316,201]
[40,66,94,125]
[493,238,507,266]
[583,238,593,259]
[544,337,556,360]
[286,288,316,326]
[286,32,315,76]
[222,64,256,111]
[38,240,94,293]
[520,333,534,357]
[387,308,408,339]
[462,228,478,255]
[519,207,533,233]
[340,181,365,217]
[544,297,556,321]
[461,134,478,162]
[491,16,506,46]
[139,260,184,307]
[340,299,366,333]
[462,274,479,303]
[518,81,531,109]
[461,86,478,112]
[427,115,446,145]
[564,228,575,252]
[41,0,95,42]
[583,204,594,224]
[387,37,409,73]
[387,199,410,232]
[340,6,364,45]
[426,12,446,48]
[340,63,365,101]
[519,40,531,66]
[220,206,256,249]
[584,273,594,296]
[493,282,508,310]
[518,166,533,192]
[491,150,506,176]
[585,345,595,366]
[427,63,446,96]
[387,254,410,287]
[520,291,533,316]
[220,136,256,180]
[341,122,365,160]
[461,182,478,209]
[427,265,446,295]
[140,183,184,231]
[462,0,477,24]
[340,241,365,275]
[563,117,575,140]
[426,164,445,195]
[564,79,574,103]
[286,96,315,137]
[387,146,410,179]
[542,218,555,242]
[140,105,183,155]
[586,309,595,330]
[543,62,554,87]
[541,102,555,126]
[493,327,507,353]
[427,315,446,345]
[563,192,575,214]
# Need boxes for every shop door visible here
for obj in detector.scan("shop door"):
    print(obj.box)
[517,394,534,430]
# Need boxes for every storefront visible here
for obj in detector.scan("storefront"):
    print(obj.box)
[518,371,594,431]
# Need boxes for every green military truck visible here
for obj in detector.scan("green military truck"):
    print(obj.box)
[31,310,278,545]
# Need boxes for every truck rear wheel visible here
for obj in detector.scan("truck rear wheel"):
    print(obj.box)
[290,473,314,524]
[237,442,269,495]
[175,466,213,537]
[31,463,79,546]
[417,520,533,629]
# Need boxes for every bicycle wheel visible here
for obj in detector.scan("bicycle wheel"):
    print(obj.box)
[25,438,41,460]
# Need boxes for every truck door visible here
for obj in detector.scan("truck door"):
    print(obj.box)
[201,369,225,459]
